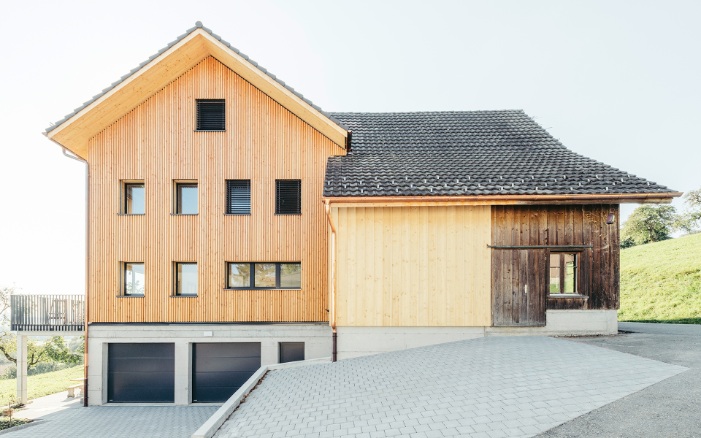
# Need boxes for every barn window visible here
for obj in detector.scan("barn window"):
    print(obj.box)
[196,99,225,131]
[226,180,251,214]
[549,253,577,294]
[275,180,301,215]
[227,262,301,289]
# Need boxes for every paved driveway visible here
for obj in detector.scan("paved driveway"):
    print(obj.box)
[2,406,217,438]
[215,336,685,438]
[539,322,701,437]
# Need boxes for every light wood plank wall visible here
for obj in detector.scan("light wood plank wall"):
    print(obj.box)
[88,56,344,323]
[333,206,492,326]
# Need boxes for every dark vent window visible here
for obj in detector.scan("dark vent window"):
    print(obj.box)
[275,180,301,215]
[196,99,225,131]
[226,180,251,214]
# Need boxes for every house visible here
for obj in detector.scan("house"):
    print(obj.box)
[45,23,679,406]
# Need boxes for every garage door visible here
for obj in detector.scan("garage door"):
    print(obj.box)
[108,343,174,403]
[192,342,261,403]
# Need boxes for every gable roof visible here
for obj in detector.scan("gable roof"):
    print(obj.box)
[45,22,348,158]
[323,110,680,202]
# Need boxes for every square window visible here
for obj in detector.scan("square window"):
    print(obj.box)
[123,262,144,296]
[279,263,302,289]
[196,99,225,131]
[226,180,251,214]
[175,182,198,214]
[228,263,251,288]
[549,253,577,294]
[175,263,198,296]
[279,342,305,363]
[123,182,145,214]
[254,263,276,288]
[275,180,301,215]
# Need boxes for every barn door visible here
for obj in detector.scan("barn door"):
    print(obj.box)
[492,249,547,327]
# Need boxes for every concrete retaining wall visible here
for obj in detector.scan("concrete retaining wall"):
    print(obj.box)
[337,310,618,359]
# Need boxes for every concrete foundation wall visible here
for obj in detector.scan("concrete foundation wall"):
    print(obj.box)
[336,327,486,360]
[487,310,619,337]
[337,310,618,359]
[87,323,331,406]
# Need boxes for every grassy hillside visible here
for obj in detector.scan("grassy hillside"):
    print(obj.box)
[619,233,701,323]
[0,366,83,405]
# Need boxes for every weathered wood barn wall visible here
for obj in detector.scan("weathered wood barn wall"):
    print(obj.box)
[87,56,343,323]
[491,204,620,326]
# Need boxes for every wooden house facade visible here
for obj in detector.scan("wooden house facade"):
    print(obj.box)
[46,23,679,405]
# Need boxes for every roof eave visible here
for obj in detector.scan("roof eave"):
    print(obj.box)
[322,192,683,207]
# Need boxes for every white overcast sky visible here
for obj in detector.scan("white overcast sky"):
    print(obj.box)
[0,0,699,294]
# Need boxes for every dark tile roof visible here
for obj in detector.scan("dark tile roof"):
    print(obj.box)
[45,22,347,134]
[323,110,676,197]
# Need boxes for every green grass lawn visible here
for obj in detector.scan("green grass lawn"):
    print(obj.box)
[0,365,83,406]
[620,233,701,324]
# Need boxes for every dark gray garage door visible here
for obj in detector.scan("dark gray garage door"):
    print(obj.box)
[192,342,261,403]
[108,343,174,403]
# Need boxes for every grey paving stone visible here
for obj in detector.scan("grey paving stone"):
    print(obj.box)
[213,336,686,438]
[4,406,217,438]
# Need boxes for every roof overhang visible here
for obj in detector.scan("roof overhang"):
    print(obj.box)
[323,192,683,208]
[45,26,348,159]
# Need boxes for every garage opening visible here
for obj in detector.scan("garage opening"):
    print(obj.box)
[192,342,261,403]
[279,342,305,363]
[108,343,174,403]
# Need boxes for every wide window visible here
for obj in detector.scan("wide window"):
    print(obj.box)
[123,182,145,214]
[196,99,225,131]
[226,180,251,214]
[175,263,198,296]
[227,262,301,289]
[123,262,144,296]
[549,253,577,294]
[175,182,198,214]
[275,180,301,215]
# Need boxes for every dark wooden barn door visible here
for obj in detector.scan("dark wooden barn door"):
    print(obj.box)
[492,248,547,326]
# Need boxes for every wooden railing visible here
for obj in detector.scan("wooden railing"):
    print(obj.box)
[11,294,85,332]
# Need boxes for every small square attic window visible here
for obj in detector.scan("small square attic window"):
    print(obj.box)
[196,99,225,131]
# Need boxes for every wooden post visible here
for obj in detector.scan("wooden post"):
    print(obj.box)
[16,334,27,404]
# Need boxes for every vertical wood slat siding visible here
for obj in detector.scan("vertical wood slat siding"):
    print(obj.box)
[87,57,342,323]
[491,205,620,312]
[334,206,492,327]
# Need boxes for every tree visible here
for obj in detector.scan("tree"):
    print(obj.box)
[676,188,701,234]
[43,336,82,366]
[621,205,677,247]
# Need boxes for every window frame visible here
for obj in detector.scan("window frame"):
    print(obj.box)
[275,179,302,215]
[195,99,226,132]
[122,262,145,296]
[174,181,198,215]
[225,179,251,215]
[548,251,580,296]
[122,180,145,215]
[226,262,302,290]
[174,262,198,296]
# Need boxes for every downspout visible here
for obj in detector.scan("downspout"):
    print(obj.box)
[324,200,338,362]
[52,140,90,407]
